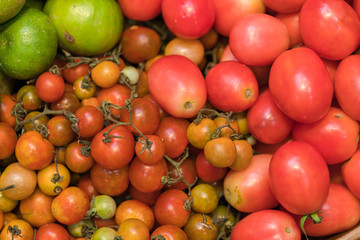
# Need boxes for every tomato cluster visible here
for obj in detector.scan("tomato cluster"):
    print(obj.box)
[1,0,360,239]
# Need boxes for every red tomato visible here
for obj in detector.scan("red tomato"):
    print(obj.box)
[295,183,360,237]
[135,135,165,165]
[128,184,161,207]
[247,89,294,144]
[334,54,360,121]
[276,11,303,48]
[65,141,95,173]
[161,0,215,39]
[35,72,65,103]
[195,151,228,183]
[224,154,279,213]
[230,209,301,240]
[205,61,258,113]
[269,47,333,123]
[35,223,70,240]
[118,0,161,21]
[151,224,188,240]
[46,115,75,147]
[0,122,17,160]
[292,107,359,165]
[91,124,135,170]
[0,94,16,127]
[213,0,265,36]
[269,141,330,215]
[229,13,289,66]
[342,149,360,199]
[75,105,104,138]
[167,158,197,190]
[147,55,207,118]
[299,0,360,60]
[263,0,306,13]
[77,173,99,200]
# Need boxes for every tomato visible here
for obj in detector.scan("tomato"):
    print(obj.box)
[199,28,219,50]
[155,116,190,158]
[0,94,16,127]
[292,107,359,165]
[77,173,99,200]
[205,61,258,113]
[263,0,306,13]
[269,141,330,215]
[164,38,204,66]
[229,139,253,171]
[91,195,117,220]
[51,186,89,225]
[269,47,333,123]
[90,227,117,240]
[46,116,75,147]
[213,0,265,36]
[342,149,360,199]
[75,105,104,138]
[213,116,239,139]
[65,141,94,173]
[115,199,155,230]
[72,77,97,100]
[128,184,161,207]
[229,13,289,66]
[204,137,236,168]
[247,89,294,144]
[37,163,71,196]
[35,72,65,103]
[93,217,116,229]
[90,163,129,197]
[230,209,301,240]
[129,157,167,193]
[91,60,120,89]
[299,0,360,60]
[210,205,235,229]
[0,191,18,213]
[195,151,228,183]
[0,122,17,160]
[81,97,100,108]
[276,11,303,48]
[154,189,191,228]
[162,0,215,39]
[23,111,49,131]
[50,91,81,113]
[35,223,70,240]
[151,224,188,240]
[334,54,360,121]
[62,62,90,84]
[116,218,150,240]
[183,213,218,240]
[91,124,135,170]
[148,55,207,118]
[0,219,34,240]
[224,154,279,212]
[191,183,218,214]
[16,85,42,111]
[117,0,161,21]
[135,135,165,165]
[19,187,55,227]
[167,157,197,190]
[187,118,218,149]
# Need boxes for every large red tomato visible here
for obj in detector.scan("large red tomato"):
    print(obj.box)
[224,154,279,213]
[299,0,360,60]
[342,149,360,199]
[117,0,161,21]
[161,0,215,39]
[269,141,330,215]
[205,61,258,113]
[292,107,359,165]
[269,47,333,123]
[147,55,207,118]
[91,124,135,170]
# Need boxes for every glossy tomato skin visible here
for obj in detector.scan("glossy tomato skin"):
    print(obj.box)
[195,151,228,183]
[230,209,301,240]
[342,150,360,199]
[35,72,65,103]
[91,124,135,170]
[247,89,294,144]
[35,223,70,240]
[151,224,188,240]
[75,105,104,138]
[167,158,197,190]
[118,0,161,21]
[0,122,17,160]
[148,55,207,118]
[269,47,333,123]
[295,183,360,237]
[299,0,360,60]
[205,61,258,113]
[276,11,303,48]
[162,0,215,39]
[292,107,359,165]
[269,141,330,215]
[0,94,16,127]
[224,154,279,213]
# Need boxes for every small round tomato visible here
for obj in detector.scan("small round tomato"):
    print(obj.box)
[75,105,104,138]
[151,224,188,240]
[195,151,228,183]
[191,183,218,214]
[16,85,42,111]
[91,195,117,220]
[73,77,97,100]
[0,94,17,127]
[0,191,18,213]
[62,62,91,84]
[167,158,197,190]
[135,135,165,165]
[199,28,219,50]
[37,163,71,196]
[50,91,81,113]
[65,141,94,173]
[164,38,205,65]
[128,185,161,207]
[116,218,150,240]
[187,118,218,149]
[23,111,50,131]
[117,0,161,21]
[91,227,116,240]
[183,213,218,240]
[47,116,75,147]
[204,137,236,168]
[229,139,253,171]
[35,223,70,240]
[77,173,99,200]
[0,122,17,160]
[0,219,34,240]
[213,116,239,139]
[91,60,120,88]
[36,72,65,103]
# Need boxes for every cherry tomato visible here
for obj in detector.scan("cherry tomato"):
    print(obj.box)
[37,163,71,196]
[128,184,161,207]
[65,141,94,173]
[62,62,91,84]
[135,135,165,165]
[91,195,117,220]
[165,38,205,66]
[16,85,42,111]
[0,94,16,127]
[342,149,360,199]
[91,60,120,88]
[117,0,161,21]
[191,183,219,214]
[187,118,218,149]
[204,137,236,168]
[0,219,34,240]
[75,105,104,138]
[195,151,228,183]
[116,218,150,240]
[151,224,188,240]
[46,116,75,147]
[0,122,17,160]
[183,213,218,240]
[23,111,49,132]
[72,77,97,100]
[35,223,70,240]
[167,157,197,190]
[36,72,65,103]
[77,173,99,200]
[50,91,81,113]
[229,139,253,171]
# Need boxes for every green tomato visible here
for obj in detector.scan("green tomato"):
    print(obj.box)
[92,195,117,220]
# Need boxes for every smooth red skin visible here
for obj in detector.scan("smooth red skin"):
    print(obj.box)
[151,225,188,240]
[135,135,166,165]
[161,0,215,39]
[276,11,303,48]
[263,0,306,13]
[269,141,330,215]
[62,63,90,84]
[342,150,360,199]
[247,89,294,145]
[0,94,16,127]
[91,124,135,170]
[213,0,265,36]
[293,183,360,237]
[129,184,161,207]
[129,157,168,193]
[167,158,197,190]
[354,0,360,17]
[195,151,228,183]
[292,107,359,165]
[118,0,161,21]
[229,13,289,66]
[148,55,207,118]
[205,61,259,113]
[299,0,360,61]
[36,72,65,103]
[51,187,90,225]
[334,54,360,121]
[65,141,95,173]
[77,173,99,200]
[0,122,17,159]
[322,58,339,83]
[155,116,190,158]
[230,210,301,240]
[96,83,131,117]
[154,189,191,228]
[90,163,129,197]
[75,105,104,138]
[120,97,160,136]
[15,130,54,170]
[35,223,70,240]
[269,47,333,123]
[224,154,279,213]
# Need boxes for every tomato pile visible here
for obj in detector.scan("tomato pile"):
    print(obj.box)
[1,0,360,239]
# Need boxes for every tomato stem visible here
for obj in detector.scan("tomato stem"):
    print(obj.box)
[300,211,325,240]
